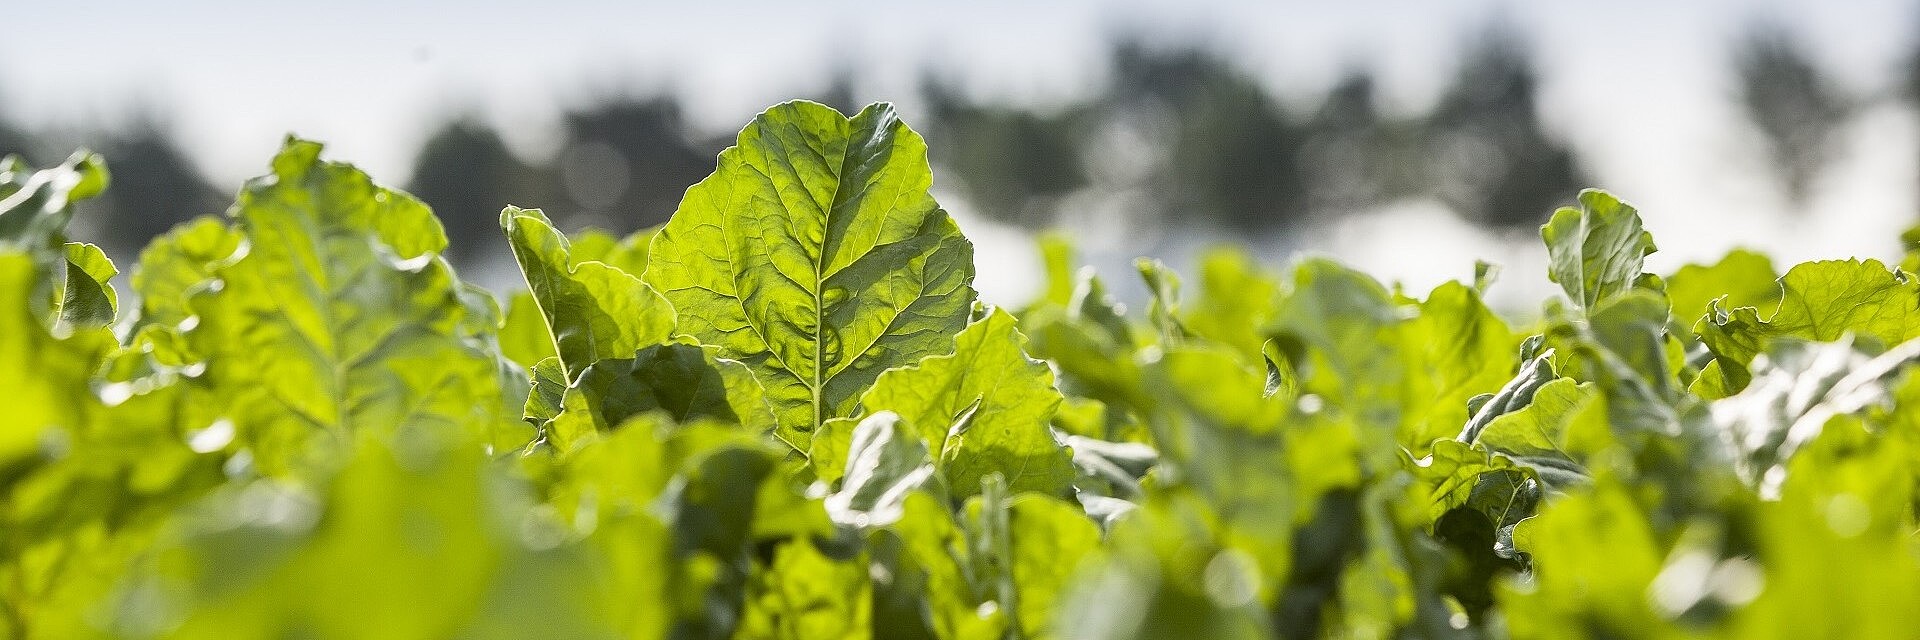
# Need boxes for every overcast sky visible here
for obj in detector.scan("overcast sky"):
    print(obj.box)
[5,0,1916,306]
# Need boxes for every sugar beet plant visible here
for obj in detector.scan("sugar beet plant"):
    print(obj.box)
[3,100,1920,639]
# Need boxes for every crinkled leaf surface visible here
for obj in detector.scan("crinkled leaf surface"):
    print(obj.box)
[645,101,977,450]
[1766,259,1920,347]
[821,307,1072,498]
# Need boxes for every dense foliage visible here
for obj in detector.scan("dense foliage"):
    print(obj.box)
[4,100,1920,639]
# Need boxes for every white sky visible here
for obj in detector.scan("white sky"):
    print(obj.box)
[5,0,1917,308]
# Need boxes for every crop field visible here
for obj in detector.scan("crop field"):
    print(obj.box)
[3,100,1918,639]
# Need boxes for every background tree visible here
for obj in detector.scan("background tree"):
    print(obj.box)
[555,97,720,234]
[1106,38,1308,232]
[1735,19,1852,211]
[1426,21,1585,230]
[83,122,225,257]
[918,73,1089,227]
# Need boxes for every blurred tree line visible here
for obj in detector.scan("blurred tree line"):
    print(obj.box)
[0,19,1891,270]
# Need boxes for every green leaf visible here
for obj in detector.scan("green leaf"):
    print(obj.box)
[0,253,112,482]
[645,101,977,449]
[1458,349,1558,444]
[1402,280,1520,448]
[1496,480,1671,638]
[1474,378,1606,468]
[871,492,1004,640]
[127,435,612,640]
[1184,247,1278,360]
[999,493,1102,640]
[1712,335,1920,497]
[1033,231,1077,309]
[1664,248,1780,333]
[844,307,1073,498]
[1540,189,1657,310]
[735,538,873,640]
[3,361,227,639]
[1766,259,1920,347]
[1023,271,1145,416]
[179,138,520,474]
[541,343,777,453]
[1696,259,1920,396]
[824,411,938,528]
[1415,440,1539,550]
[501,206,675,379]
[565,225,656,278]
[0,150,106,253]
[0,150,112,330]
[1135,257,1185,344]
[131,216,242,331]
[498,291,558,371]
[1266,257,1404,394]
[56,241,118,332]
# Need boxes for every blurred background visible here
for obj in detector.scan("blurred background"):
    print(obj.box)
[3,0,1915,311]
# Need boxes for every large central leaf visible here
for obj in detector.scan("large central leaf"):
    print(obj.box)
[645,101,976,449]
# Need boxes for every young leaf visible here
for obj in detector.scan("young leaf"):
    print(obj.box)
[1766,259,1920,347]
[1186,247,1279,360]
[734,538,874,640]
[645,101,977,449]
[1696,259,1919,395]
[0,150,115,331]
[498,290,558,370]
[565,225,656,278]
[56,241,118,332]
[1136,257,1186,343]
[998,493,1103,640]
[1540,189,1657,310]
[501,206,675,379]
[851,307,1074,498]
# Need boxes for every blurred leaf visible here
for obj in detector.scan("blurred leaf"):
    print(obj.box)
[565,225,656,278]
[825,411,938,529]
[131,216,241,331]
[178,138,520,474]
[1712,335,1920,497]
[56,242,118,332]
[1664,249,1780,334]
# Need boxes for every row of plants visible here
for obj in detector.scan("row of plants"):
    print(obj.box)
[2,100,1918,639]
